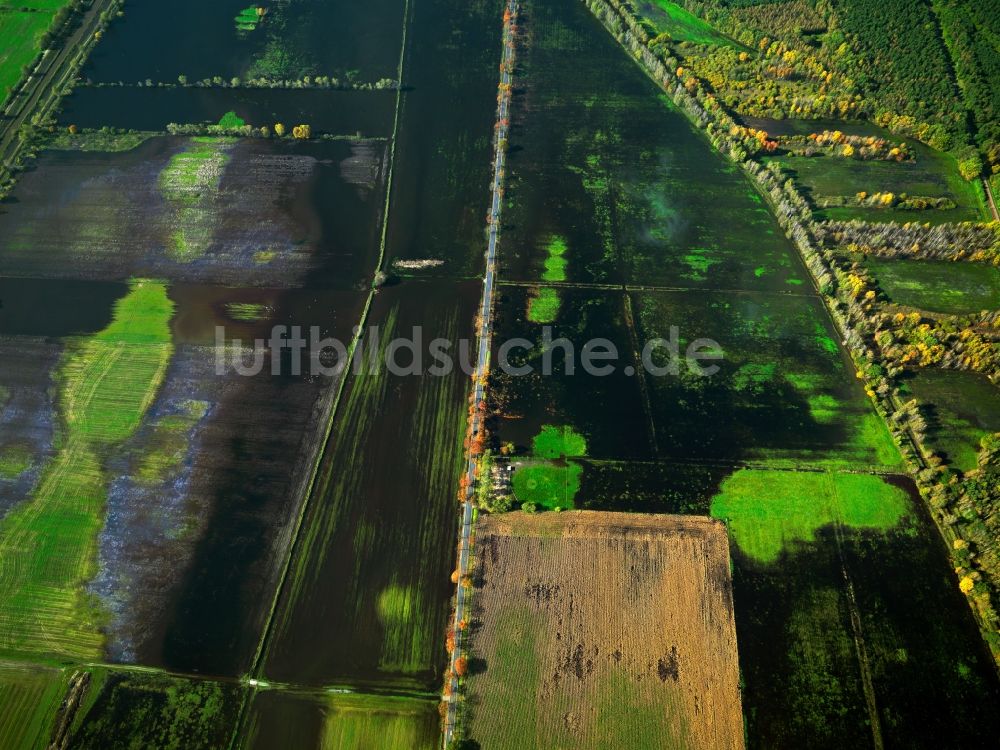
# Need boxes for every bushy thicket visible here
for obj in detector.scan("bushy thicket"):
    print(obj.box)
[633,0,976,162]
[933,0,1000,174]
[830,0,967,144]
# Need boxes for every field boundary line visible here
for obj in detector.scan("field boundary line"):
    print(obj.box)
[621,294,659,455]
[833,521,885,750]
[983,177,1000,221]
[497,278,819,297]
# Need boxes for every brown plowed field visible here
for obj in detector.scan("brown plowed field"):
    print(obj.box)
[465,511,744,749]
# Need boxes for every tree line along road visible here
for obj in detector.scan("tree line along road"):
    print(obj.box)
[1,0,117,168]
[443,0,518,747]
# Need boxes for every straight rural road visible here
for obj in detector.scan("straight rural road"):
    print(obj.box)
[983,177,1000,222]
[443,1,517,746]
[0,0,114,167]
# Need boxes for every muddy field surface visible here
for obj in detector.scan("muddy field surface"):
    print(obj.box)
[0,137,387,289]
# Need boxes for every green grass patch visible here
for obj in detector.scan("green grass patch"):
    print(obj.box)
[0,10,57,107]
[512,462,581,511]
[531,424,587,459]
[902,369,1000,472]
[526,287,560,323]
[542,256,567,281]
[540,234,568,282]
[638,1,738,46]
[61,279,173,441]
[856,413,903,468]
[159,139,232,198]
[681,250,715,279]
[865,257,1000,315]
[249,691,439,750]
[513,425,588,510]
[133,400,209,487]
[159,139,233,261]
[466,608,540,748]
[225,302,270,322]
[0,662,68,749]
[217,110,247,129]
[0,280,174,661]
[235,6,261,32]
[318,693,439,750]
[710,470,912,564]
[376,582,423,673]
[0,444,32,479]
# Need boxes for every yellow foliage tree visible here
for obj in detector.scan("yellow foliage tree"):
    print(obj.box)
[274,122,286,137]
[292,124,311,139]
[959,576,975,594]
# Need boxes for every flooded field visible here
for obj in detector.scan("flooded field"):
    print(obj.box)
[499,1,805,291]
[0,137,387,288]
[488,0,899,476]
[901,369,1000,472]
[381,0,504,277]
[2,0,508,742]
[81,0,406,84]
[864,256,1000,315]
[252,0,506,693]
[2,0,998,744]
[631,289,900,469]
[488,285,651,460]
[0,277,367,674]
[262,280,478,690]
[0,120,387,685]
